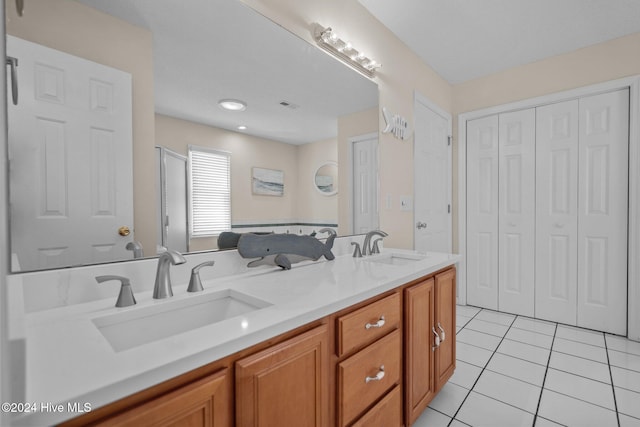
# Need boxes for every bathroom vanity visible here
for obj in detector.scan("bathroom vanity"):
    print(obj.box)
[8,248,459,426]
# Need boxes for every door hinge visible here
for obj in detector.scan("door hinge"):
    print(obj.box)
[447,136,451,146]
[448,204,451,214]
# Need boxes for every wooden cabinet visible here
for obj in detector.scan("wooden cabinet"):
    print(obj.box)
[62,266,456,427]
[404,277,436,425]
[404,268,456,426]
[235,324,328,427]
[335,292,402,426]
[336,293,400,357]
[434,268,456,390]
[93,369,229,427]
[351,385,403,427]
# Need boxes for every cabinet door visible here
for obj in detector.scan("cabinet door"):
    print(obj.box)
[235,325,328,427]
[435,268,456,391]
[95,369,229,427]
[404,278,435,426]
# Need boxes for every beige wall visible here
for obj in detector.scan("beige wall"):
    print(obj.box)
[156,114,301,251]
[337,107,378,236]
[296,138,338,226]
[240,0,452,248]
[6,0,157,256]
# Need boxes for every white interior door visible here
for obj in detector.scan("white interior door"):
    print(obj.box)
[466,115,499,310]
[498,108,536,316]
[535,100,580,325]
[156,147,188,253]
[352,135,379,234]
[8,36,133,271]
[414,97,451,253]
[164,151,188,253]
[577,89,629,335]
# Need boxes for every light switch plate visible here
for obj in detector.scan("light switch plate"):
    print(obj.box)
[400,195,413,211]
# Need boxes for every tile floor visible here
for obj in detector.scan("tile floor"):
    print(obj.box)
[414,305,640,427]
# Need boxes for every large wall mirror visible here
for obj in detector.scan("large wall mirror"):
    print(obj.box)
[5,0,379,272]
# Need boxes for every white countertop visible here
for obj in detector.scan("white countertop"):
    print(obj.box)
[10,249,460,426]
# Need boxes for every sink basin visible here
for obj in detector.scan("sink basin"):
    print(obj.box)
[93,289,271,352]
[366,252,427,266]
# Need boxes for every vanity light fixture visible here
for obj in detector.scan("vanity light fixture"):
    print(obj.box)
[313,25,380,78]
[218,99,247,111]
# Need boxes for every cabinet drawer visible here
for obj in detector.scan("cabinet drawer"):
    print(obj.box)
[337,292,400,356]
[351,385,402,427]
[337,329,401,427]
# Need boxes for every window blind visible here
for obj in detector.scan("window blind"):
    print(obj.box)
[188,146,231,237]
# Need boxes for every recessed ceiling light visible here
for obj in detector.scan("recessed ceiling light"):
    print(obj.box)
[237,125,247,130]
[218,99,247,111]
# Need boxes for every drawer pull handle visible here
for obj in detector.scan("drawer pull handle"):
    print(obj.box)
[437,322,446,342]
[432,327,441,351]
[365,365,385,383]
[365,316,386,330]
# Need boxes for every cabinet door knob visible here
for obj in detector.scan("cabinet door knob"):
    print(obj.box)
[365,365,385,383]
[365,315,386,330]
[437,322,446,342]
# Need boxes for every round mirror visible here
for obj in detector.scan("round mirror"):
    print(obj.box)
[314,161,338,196]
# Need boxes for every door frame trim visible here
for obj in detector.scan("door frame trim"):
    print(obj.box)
[413,91,453,251]
[457,75,640,339]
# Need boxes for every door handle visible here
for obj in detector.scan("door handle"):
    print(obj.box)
[365,366,385,383]
[6,56,18,105]
[416,221,427,229]
[432,327,441,351]
[437,322,446,342]
[15,0,24,16]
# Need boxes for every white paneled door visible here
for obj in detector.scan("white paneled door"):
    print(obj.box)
[414,97,452,254]
[467,89,629,334]
[352,135,379,234]
[535,100,580,326]
[8,36,133,271]
[498,109,536,317]
[466,115,499,310]
[577,89,629,334]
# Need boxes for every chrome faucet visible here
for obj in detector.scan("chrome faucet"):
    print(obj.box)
[362,230,388,256]
[153,250,186,299]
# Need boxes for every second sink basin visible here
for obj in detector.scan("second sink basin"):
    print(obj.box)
[93,289,271,352]
[366,252,427,266]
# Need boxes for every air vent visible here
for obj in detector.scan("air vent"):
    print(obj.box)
[279,101,299,109]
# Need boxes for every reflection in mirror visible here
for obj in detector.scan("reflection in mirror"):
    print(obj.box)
[6,0,379,272]
[314,162,338,196]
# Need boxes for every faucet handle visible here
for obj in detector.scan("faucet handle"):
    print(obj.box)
[372,238,383,254]
[187,261,215,293]
[351,242,362,258]
[96,275,136,307]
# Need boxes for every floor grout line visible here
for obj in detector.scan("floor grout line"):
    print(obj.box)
[447,308,518,426]
[604,333,622,427]
[447,305,640,427]
[531,317,557,426]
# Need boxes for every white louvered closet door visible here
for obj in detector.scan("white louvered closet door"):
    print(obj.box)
[498,109,536,317]
[535,100,580,326]
[466,115,499,310]
[577,89,629,335]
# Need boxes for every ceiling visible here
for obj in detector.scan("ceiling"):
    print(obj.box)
[358,0,640,84]
[76,0,377,145]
